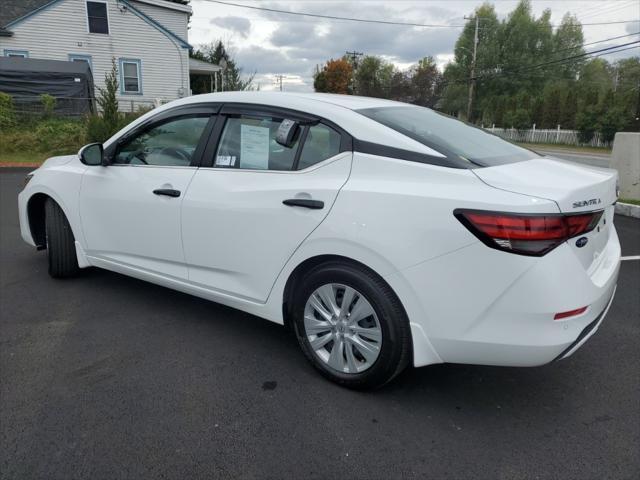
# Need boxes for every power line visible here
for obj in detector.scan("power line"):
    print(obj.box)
[437,41,640,88]
[510,41,639,73]
[578,0,636,22]
[551,32,640,56]
[205,1,640,28]
[473,43,640,84]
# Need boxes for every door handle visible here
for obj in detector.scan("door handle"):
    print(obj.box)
[153,188,181,198]
[282,198,324,209]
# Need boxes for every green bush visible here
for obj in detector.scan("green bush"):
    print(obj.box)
[0,118,86,156]
[504,108,531,132]
[0,92,16,130]
[85,106,151,144]
[40,94,56,119]
[85,114,115,143]
[576,107,599,144]
[598,107,627,144]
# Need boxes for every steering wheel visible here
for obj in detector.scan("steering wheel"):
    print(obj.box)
[158,147,191,164]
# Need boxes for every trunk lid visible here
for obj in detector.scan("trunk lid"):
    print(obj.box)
[473,158,617,213]
[473,158,618,271]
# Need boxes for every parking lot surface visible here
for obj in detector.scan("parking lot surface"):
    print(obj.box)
[1,168,639,479]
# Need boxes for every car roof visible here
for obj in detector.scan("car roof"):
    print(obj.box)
[174,91,406,113]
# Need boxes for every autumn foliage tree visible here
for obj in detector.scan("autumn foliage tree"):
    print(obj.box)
[313,58,353,94]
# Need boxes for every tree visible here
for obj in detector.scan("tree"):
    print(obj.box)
[504,108,531,131]
[313,58,352,94]
[409,57,442,107]
[190,40,255,93]
[355,56,394,97]
[613,57,640,131]
[553,13,585,79]
[598,107,627,144]
[97,59,120,134]
[575,106,599,143]
[560,88,578,129]
[540,81,568,128]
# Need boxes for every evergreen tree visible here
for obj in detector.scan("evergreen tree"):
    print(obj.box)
[96,59,120,134]
[190,41,255,92]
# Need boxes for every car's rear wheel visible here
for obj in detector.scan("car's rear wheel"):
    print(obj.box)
[45,199,79,278]
[292,261,411,389]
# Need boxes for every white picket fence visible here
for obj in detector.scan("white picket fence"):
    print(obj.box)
[484,126,608,148]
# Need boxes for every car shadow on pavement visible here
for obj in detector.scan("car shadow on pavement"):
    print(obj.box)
[74,265,578,410]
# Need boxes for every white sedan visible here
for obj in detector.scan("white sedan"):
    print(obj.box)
[18,92,620,389]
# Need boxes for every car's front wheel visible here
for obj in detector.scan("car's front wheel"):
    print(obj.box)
[45,198,79,278]
[292,261,411,389]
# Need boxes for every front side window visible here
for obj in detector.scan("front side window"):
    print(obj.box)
[297,124,342,170]
[87,1,109,34]
[113,116,210,166]
[215,116,300,171]
[357,106,538,167]
[120,59,141,94]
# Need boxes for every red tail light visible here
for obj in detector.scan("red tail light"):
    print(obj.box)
[454,209,603,256]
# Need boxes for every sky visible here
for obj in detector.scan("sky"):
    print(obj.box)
[188,0,640,92]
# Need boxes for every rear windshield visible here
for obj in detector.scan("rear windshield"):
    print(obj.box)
[357,106,538,167]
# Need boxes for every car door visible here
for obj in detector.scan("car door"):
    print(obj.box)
[79,105,218,279]
[181,106,353,302]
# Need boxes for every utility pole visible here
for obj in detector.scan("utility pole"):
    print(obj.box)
[274,74,284,91]
[345,50,363,94]
[274,74,294,91]
[345,50,363,69]
[464,15,479,122]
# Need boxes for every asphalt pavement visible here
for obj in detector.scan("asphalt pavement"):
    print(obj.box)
[533,147,611,169]
[1,168,639,480]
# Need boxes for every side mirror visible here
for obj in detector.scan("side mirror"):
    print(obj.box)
[276,119,300,148]
[78,143,104,166]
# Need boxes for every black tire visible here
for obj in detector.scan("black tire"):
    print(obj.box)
[292,261,412,390]
[45,199,79,278]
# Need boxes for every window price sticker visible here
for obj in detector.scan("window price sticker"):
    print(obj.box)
[215,155,236,167]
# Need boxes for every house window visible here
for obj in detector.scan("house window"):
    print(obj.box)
[86,1,109,34]
[4,50,29,58]
[119,59,142,94]
[68,54,93,72]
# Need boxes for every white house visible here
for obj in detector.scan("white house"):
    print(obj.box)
[0,0,202,110]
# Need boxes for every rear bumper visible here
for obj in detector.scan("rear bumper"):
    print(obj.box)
[553,284,616,362]
[389,221,621,368]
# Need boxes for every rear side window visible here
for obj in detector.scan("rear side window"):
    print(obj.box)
[297,124,341,170]
[215,116,300,171]
[357,106,538,167]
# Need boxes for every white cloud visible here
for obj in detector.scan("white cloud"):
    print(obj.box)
[190,1,640,92]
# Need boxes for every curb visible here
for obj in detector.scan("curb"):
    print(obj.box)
[615,202,640,218]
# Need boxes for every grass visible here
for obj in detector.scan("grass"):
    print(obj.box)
[0,151,54,165]
[620,198,640,206]
[517,142,612,155]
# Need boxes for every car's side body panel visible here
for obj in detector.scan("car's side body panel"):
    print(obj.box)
[79,165,198,280]
[181,152,353,302]
[19,155,87,248]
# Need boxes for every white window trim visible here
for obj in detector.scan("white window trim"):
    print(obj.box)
[85,0,110,35]
[4,50,29,58]
[119,58,143,95]
[68,54,93,72]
